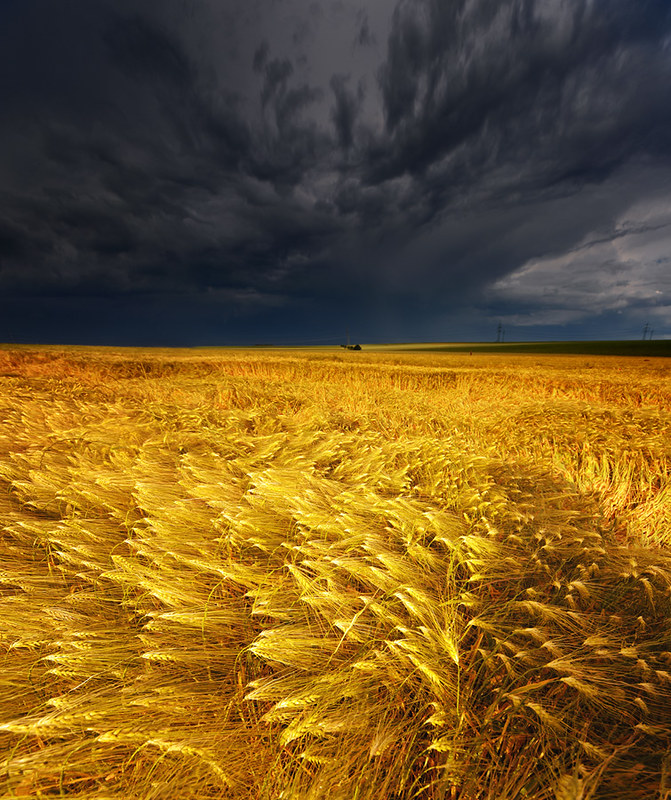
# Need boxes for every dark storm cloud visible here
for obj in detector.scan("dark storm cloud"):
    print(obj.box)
[104,15,193,89]
[372,0,671,186]
[354,10,376,47]
[329,75,363,150]
[1,0,671,343]
[261,58,295,106]
[252,40,270,73]
[1,1,256,297]
[334,0,671,333]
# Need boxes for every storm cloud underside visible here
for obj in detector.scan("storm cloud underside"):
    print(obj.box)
[1,0,670,343]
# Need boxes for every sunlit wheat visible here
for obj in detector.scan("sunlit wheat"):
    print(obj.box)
[0,346,670,797]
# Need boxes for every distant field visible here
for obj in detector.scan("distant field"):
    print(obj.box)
[363,340,671,357]
[1,347,670,799]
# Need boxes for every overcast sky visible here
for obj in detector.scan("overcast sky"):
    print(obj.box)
[1,0,670,345]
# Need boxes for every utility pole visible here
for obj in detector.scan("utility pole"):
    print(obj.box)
[496,323,502,343]
[643,322,650,341]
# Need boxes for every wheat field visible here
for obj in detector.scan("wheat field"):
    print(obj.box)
[1,346,670,799]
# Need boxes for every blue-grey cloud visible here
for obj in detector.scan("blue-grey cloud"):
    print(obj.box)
[1,0,670,343]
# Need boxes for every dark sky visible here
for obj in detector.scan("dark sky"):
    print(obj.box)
[1,0,671,345]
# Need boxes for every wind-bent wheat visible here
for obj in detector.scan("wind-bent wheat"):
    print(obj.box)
[0,346,670,798]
